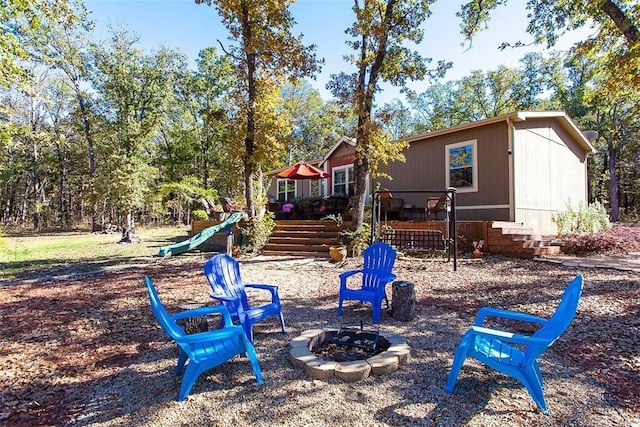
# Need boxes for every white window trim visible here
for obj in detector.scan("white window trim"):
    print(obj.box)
[332,165,353,196]
[445,139,478,193]
[276,178,297,201]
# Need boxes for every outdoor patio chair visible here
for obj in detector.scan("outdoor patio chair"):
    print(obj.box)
[337,242,397,323]
[445,274,584,414]
[426,194,448,220]
[144,277,263,401]
[204,254,286,343]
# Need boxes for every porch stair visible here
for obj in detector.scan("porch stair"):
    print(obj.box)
[262,220,341,258]
[487,221,561,259]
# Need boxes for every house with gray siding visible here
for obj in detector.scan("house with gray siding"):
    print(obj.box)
[376,111,596,235]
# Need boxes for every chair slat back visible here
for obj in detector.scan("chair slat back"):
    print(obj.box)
[361,242,396,291]
[204,254,250,311]
[145,277,185,339]
[526,275,583,359]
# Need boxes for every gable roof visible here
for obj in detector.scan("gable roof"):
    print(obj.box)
[400,111,596,154]
[320,136,356,166]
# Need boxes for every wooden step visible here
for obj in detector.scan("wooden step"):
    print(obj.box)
[264,242,333,252]
[268,236,338,245]
[271,230,340,238]
[264,220,342,257]
[487,221,560,259]
[261,250,330,258]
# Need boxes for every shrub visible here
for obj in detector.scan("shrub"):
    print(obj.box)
[191,209,209,221]
[553,200,611,235]
[340,223,371,257]
[238,212,275,254]
[561,224,640,254]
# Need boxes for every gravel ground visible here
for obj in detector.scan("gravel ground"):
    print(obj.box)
[1,253,638,426]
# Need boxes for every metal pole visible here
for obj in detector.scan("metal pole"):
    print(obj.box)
[448,187,457,271]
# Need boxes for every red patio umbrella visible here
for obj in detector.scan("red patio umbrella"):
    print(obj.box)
[276,161,329,199]
[276,161,329,180]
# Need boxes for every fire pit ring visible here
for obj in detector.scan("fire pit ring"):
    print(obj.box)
[287,328,411,382]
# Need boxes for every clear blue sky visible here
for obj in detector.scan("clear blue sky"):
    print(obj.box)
[85,0,589,106]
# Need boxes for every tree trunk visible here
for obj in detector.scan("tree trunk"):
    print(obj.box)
[391,280,416,321]
[607,142,620,221]
[600,0,639,45]
[242,2,257,219]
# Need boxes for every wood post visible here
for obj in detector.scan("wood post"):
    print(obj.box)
[391,281,415,321]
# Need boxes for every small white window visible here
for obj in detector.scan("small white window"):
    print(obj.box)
[446,140,477,193]
[332,165,354,196]
[277,179,296,201]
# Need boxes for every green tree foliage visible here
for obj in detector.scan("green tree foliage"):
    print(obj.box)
[278,81,355,162]
[88,30,186,229]
[162,47,236,192]
[0,0,77,87]
[159,176,218,224]
[397,53,562,134]
[195,0,321,218]
[329,0,451,230]
[22,0,98,229]
[458,0,639,117]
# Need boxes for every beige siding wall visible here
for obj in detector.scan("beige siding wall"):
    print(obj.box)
[512,119,588,234]
[378,122,511,221]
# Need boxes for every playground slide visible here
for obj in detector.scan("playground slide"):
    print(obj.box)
[158,211,244,257]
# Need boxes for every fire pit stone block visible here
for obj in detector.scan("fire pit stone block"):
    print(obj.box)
[300,328,329,338]
[335,360,371,382]
[289,335,312,348]
[305,360,337,380]
[288,346,321,369]
[367,353,399,375]
[386,344,411,364]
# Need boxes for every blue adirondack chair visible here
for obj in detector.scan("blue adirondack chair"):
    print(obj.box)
[445,274,584,414]
[204,254,286,343]
[144,277,263,401]
[337,242,397,323]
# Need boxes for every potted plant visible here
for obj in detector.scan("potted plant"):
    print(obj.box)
[329,245,348,262]
[472,240,484,258]
[324,214,348,262]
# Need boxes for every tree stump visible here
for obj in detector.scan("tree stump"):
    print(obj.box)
[391,281,415,321]
[176,303,210,334]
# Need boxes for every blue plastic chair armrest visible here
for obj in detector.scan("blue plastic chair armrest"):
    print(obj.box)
[174,325,246,344]
[171,304,234,327]
[474,307,548,327]
[171,305,227,320]
[339,269,363,280]
[245,283,277,291]
[470,326,549,346]
[245,283,281,304]
[379,272,397,283]
[211,294,241,304]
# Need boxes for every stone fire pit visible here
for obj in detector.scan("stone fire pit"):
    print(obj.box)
[287,328,411,382]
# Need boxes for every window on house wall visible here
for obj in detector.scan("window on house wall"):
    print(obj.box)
[310,180,321,197]
[277,179,296,201]
[446,140,477,192]
[332,165,354,196]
